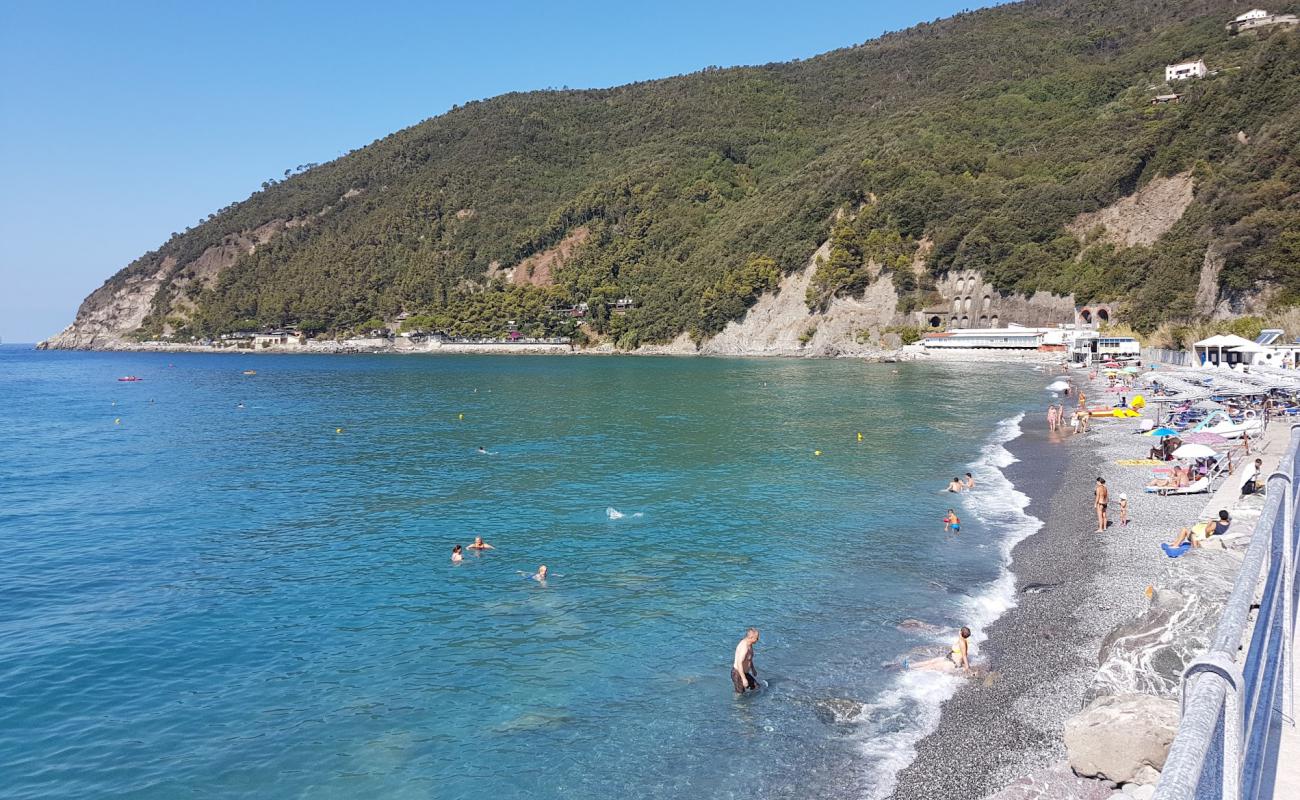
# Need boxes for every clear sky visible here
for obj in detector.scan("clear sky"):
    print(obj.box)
[0,0,994,343]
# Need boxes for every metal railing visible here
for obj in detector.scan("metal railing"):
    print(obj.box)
[1154,423,1300,800]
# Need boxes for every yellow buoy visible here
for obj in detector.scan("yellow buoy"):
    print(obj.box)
[814,450,822,456]
[857,432,863,442]
[336,428,343,434]
[458,413,464,420]
[114,418,121,425]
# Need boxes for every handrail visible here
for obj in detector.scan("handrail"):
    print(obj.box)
[1154,423,1300,799]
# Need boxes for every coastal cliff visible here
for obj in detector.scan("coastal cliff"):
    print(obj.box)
[42,0,1300,351]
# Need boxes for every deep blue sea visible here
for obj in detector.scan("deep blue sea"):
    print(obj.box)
[0,346,1047,799]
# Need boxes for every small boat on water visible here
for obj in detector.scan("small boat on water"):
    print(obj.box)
[117,376,143,382]
[242,370,257,376]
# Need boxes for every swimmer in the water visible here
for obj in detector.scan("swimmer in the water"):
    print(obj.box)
[477,446,487,454]
[532,565,548,583]
[947,477,963,493]
[962,472,975,490]
[236,402,245,409]
[451,544,463,564]
[944,509,961,534]
[467,535,494,551]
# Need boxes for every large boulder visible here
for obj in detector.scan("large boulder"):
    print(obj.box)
[1064,694,1178,784]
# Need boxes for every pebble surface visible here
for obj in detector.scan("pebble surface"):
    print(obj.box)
[889,371,1226,799]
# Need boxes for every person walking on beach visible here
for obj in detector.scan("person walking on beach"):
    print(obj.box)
[1094,478,1109,533]
[732,628,760,694]
[1119,494,1129,527]
[1047,405,1057,432]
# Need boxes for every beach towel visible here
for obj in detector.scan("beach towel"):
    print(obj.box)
[1116,459,1162,466]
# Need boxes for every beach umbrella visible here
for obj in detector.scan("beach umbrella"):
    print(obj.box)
[1123,366,1140,373]
[1173,442,1216,459]
[1185,432,1229,446]
[1047,381,1069,392]
[1192,400,1224,411]
[1103,361,1121,368]
[1150,427,1179,437]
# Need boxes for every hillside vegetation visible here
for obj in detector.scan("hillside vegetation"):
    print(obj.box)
[84,0,1300,347]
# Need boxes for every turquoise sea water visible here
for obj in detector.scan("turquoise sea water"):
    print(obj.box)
[1,347,1046,799]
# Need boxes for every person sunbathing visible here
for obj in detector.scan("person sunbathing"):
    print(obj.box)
[1162,510,1231,557]
[1146,465,1189,490]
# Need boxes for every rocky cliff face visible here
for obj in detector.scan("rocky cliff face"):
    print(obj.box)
[39,193,358,350]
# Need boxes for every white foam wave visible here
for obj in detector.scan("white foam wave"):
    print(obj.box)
[854,411,1042,799]
[605,507,643,520]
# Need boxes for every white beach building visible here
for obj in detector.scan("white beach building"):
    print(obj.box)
[1165,59,1207,82]
[921,326,1048,350]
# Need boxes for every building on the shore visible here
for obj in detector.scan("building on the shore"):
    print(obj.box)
[1165,59,1207,81]
[253,330,294,347]
[1151,93,1181,105]
[921,326,1049,350]
[1226,8,1299,34]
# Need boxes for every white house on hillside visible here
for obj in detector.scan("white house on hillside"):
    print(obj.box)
[1226,8,1299,34]
[1165,59,1207,81]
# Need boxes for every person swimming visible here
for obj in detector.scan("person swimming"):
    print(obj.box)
[531,565,548,583]
[962,472,975,490]
[947,477,963,493]
[451,544,463,564]
[477,446,487,454]
[467,535,494,551]
[944,509,960,533]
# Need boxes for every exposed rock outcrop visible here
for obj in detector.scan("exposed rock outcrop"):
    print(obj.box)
[701,241,902,357]
[1067,173,1194,248]
[508,225,590,287]
[40,191,363,350]
[1194,243,1228,317]
[1064,694,1178,785]
[983,762,1115,800]
[1088,549,1239,700]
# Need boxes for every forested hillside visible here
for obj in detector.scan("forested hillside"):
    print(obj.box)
[55,0,1300,348]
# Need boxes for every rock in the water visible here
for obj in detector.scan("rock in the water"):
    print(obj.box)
[1064,694,1178,784]
[812,697,864,725]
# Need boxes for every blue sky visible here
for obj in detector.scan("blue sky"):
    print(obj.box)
[0,0,994,342]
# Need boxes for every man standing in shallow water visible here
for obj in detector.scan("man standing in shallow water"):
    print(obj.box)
[732,628,760,694]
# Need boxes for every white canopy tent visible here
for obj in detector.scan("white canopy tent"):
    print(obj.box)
[1193,334,1256,368]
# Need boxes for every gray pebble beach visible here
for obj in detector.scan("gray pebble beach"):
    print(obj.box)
[889,373,1239,799]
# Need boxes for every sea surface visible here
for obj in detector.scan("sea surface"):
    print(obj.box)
[0,346,1048,800]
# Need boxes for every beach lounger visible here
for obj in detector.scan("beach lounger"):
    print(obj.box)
[1158,477,1210,496]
